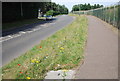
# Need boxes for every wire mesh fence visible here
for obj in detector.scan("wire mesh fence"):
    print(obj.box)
[72,2,120,29]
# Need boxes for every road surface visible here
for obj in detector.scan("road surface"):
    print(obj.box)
[74,16,118,79]
[2,15,75,67]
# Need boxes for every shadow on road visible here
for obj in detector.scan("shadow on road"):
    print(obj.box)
[2,18,57,37]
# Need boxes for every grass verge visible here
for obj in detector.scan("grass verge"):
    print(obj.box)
[2,14,88,79]
[3,18,44,31]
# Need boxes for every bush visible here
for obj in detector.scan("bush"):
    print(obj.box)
[46,10,54,16]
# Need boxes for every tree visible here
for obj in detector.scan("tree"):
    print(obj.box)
[72,3,103,11]
[46,10,54,16]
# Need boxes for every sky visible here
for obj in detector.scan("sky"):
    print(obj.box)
[52,0,119,11]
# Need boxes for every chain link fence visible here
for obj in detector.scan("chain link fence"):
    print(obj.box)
[73,2,120,29]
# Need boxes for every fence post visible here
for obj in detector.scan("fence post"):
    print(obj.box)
[113,5,116,27]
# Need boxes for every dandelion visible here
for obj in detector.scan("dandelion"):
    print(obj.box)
[60,47,64,50]
[26,77,31,79]
[31,60,35,63]
[18,64,21,66]
[31,59,36,63]
[35,61,39,63]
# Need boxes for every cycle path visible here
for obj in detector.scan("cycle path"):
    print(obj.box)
[74,15,118,79]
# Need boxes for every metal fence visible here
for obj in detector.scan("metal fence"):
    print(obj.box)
[73,2,120,29]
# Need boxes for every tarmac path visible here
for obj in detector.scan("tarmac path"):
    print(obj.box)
[75,15,118,79]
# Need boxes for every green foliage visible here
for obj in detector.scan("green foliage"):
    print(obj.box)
[72,3,103,11]
[3,2,69,23]
[46,10,54,16]
[73,3,119,28]
[44,4,68,16]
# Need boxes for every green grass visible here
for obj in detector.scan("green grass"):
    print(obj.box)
[38,17,46,20]
[2,14,88,79]
[3,18,44,31]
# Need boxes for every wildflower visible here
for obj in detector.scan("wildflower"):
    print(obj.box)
[57,64,60,67]
[35,61,39,63]
[19,71,23,74]
[62,69,68,72]
[31,60,35,63]
[31,59,36,63]
[39,46,42,48]
[60,47,64,50]
[18,64,21,66]
[26,77,31,79]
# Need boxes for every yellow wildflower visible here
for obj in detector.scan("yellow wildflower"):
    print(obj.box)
[36,61,39,63]
[60,47,64,50]
[31,59,37,63]
[62,69,68,72]
[31,60,35,63]
[26,77,31,79]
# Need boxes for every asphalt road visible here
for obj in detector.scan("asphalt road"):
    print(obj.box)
[2,15,74,67]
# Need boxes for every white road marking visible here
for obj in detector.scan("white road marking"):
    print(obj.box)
[2,36,13,42]
[0,37,2,40]
[8,35,13,38]
[19,31,26,34]
[50,23,55,25]
[11,34,21,38]
[1,22,53,42]
[33,29,37,31]
[27,30,33,33]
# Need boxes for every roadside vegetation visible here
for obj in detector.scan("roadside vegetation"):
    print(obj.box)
[2,14,88,79]
[3,18,43,31]
[72,3,103,11]
[3,2,68,31]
